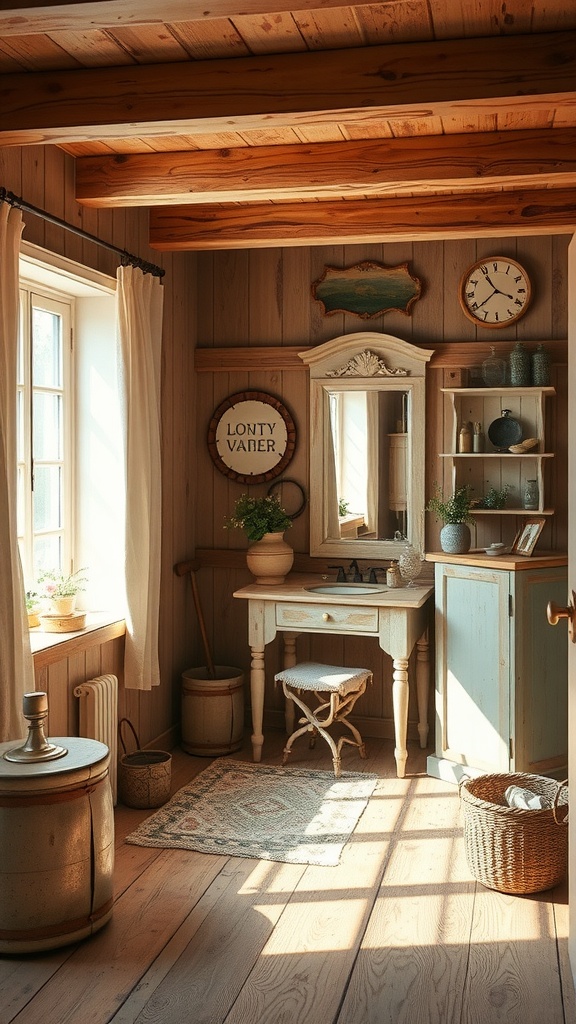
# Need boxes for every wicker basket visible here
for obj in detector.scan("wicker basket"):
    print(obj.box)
[459,772,568,895]
[118,718,172,809]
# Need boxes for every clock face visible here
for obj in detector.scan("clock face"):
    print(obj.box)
[460,258,531,327]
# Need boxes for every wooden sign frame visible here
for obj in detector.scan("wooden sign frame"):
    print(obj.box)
[207,390,296,484]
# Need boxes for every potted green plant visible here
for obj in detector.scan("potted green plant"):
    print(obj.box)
[225,494,293,584]
[36,567,88,616]
[426,485,474,554]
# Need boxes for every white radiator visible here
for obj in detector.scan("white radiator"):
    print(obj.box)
[74,674,118,804]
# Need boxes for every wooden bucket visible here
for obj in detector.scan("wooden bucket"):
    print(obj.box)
[118,719,172,809]
[181,666,245,755]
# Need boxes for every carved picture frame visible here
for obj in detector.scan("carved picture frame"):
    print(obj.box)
[311,261,422,319]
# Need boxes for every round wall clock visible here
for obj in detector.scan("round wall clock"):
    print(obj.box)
[459,257,531,328]
[207,391,296,484]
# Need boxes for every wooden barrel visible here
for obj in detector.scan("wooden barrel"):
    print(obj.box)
[181,666,244,755]
[0,737,114,953]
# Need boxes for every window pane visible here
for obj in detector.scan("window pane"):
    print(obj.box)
[17,465,25,532]
[33,465,62,531]
[32,307,62,388]
[34,534,62,575]
[17,390,25,462]
[33,392,62,460]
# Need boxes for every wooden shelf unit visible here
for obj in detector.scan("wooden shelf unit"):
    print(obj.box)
[441,385,555,516]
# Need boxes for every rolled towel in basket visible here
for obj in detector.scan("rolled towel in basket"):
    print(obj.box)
[504,784,550,810]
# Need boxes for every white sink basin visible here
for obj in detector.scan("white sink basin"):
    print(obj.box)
[304,583,387,595]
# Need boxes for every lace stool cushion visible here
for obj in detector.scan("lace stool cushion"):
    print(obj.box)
[275,662,372,777]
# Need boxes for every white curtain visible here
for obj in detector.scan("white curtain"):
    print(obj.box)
[0,203,34,740]
[116,265,164,690]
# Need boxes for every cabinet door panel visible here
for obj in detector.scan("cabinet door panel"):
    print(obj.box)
[514,569,568,772]
[440,570,510,771]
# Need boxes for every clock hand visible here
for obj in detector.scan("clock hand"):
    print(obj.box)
[485,275,514,300]
[474,288,497,310]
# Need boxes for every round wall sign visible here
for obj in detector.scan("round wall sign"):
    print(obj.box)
[207,391,296,484]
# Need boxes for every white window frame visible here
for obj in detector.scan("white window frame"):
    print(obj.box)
[17,284,74,587]
[18,242,123,617]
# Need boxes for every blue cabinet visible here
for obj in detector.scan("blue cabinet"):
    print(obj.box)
[427,555,568,782]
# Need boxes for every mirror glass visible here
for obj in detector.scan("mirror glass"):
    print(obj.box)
[324,384,409,543]
[300,332,431,561]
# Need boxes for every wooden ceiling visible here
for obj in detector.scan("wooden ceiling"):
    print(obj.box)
[1,0,576,250]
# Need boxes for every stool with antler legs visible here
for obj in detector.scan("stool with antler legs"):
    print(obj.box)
[274,661,372,778]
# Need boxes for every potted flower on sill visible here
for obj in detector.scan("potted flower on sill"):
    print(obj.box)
[36,567,88,616]
[225,493,294,585]
[26,591,42,628]
[426,485,474,554]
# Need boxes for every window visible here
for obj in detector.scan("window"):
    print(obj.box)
[17,286,73,585]
[18,243,123,616]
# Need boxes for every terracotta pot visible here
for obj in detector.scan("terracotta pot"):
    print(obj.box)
[440,523,471,554]
[246,532,294,585]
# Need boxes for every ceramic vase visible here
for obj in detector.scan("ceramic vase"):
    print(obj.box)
[440,523,471,554]
[246,532,294,585]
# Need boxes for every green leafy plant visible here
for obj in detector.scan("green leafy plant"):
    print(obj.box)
[426,485,474,525]
[25,590,40,611]
[36,567,88,599]
[224,494,292,543]
[481,484,511,510]
[338,498,350,517]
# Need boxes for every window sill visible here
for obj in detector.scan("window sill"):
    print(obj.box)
[31,612,126,668]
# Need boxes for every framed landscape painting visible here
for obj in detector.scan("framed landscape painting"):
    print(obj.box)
[312,261,422,319]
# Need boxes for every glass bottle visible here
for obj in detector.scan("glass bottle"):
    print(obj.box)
[386,562,402,588]
[398,544,423,587]
[509,341,531,387]
[482,346,506,387]
[473,421,484,452]
[523,479,539,511]
[458,421,473,453]
[531,344,551,386]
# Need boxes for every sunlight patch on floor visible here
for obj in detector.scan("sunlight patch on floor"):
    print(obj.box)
[261,899,368,953]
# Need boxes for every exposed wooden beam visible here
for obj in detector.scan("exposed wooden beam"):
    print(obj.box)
[0,0,382,35]
[149,189,576,250]
[1,33,575,146]
[75,129,576,207]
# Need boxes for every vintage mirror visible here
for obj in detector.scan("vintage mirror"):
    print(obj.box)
[299,332,432,560]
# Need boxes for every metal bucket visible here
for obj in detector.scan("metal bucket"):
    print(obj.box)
[181,666,244,755]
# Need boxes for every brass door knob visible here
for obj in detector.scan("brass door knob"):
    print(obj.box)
[547,590,576,643]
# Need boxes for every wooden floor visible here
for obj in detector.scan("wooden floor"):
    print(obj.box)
[1,731,574,1024]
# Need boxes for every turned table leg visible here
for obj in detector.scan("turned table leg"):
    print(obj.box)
[392,657,409,778]
[416,629,430,749]
[250,644,266,762]
[282,633,298,734]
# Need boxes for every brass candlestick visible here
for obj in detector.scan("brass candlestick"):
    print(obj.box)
[4,692,67,763]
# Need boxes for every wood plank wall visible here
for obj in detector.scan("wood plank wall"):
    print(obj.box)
[0,145,570,748]
[194,236,569,741]
[1,144,197,747]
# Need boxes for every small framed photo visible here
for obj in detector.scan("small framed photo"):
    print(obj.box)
[511,517,546,556]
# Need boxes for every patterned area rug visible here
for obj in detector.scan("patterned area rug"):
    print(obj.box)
[125,759,378,866]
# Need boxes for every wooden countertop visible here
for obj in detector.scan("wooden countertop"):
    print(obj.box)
[426,551,567,571]
[233,572,434,609]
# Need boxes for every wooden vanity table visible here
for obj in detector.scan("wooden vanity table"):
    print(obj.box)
[233,573,434,778]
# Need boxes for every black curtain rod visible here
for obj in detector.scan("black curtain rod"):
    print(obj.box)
[0,187,165,279]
